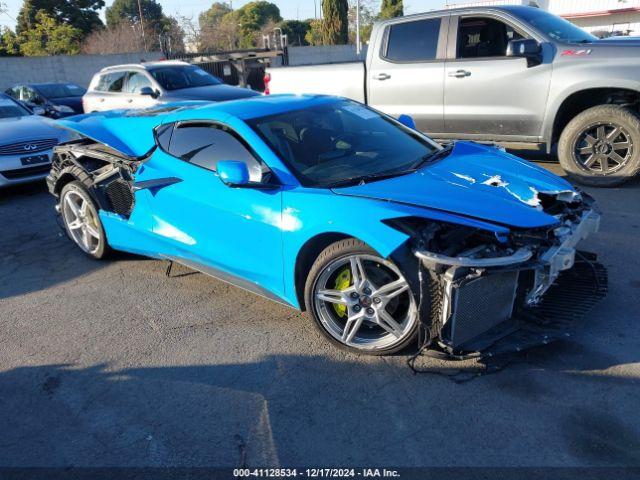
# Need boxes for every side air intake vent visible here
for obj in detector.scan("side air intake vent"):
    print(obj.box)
[105,179,134,216]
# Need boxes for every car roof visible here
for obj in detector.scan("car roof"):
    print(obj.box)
[99,60,191,73]
[381,4,541,22]
[12,82,81,87]
[165,94,344,123]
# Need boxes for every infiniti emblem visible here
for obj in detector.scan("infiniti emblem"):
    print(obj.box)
[23,144,38,151]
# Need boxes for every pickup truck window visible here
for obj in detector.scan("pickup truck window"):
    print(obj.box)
[458,17,524,59]
[515,7,595,43]
[384,18,441,62]
[247,100,439,188]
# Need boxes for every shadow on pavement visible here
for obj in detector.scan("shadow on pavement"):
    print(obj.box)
[0,183,109,300]
[1,348,640,468]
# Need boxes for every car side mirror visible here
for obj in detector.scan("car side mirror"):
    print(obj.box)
[217,160,250,187]
[398,114,417,130]
[507,39,542,66]
[139,86,157,97]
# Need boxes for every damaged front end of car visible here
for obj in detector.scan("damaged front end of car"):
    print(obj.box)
[47,139,140,218]
[389,191,607,358]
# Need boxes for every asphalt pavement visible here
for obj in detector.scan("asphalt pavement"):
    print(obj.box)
[1,162,639,470]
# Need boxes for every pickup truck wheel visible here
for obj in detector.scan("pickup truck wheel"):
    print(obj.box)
[558,105,640,187]
[60,181,111,259]
[304,239,419,356]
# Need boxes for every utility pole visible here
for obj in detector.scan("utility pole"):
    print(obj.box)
[355,0,361,56]
[136,0,148,52]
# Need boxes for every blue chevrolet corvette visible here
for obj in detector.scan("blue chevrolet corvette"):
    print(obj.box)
[47,95,605,356]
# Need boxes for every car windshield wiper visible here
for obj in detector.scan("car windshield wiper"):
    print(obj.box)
[410,144,454,170]
[326,169,416,188]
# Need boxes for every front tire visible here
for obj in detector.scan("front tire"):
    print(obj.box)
[558,105,640,187]
[304,239,419,355]
[60,181,110,259]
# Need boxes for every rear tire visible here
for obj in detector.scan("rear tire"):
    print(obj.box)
[304,238,419,356]
[558,105,640,187]
[59,181,111,259]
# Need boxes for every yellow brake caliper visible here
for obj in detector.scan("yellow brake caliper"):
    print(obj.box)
[333,267,352,318]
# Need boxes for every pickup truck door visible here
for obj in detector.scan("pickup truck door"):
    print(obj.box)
[367,15,449,135]
[443,14,552,141]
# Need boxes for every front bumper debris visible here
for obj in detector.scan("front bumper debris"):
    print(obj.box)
[526,209,600,305]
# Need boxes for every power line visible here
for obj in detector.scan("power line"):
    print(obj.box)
[0,1,17,22]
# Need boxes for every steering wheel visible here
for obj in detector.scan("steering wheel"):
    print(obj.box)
[332,133,359,151]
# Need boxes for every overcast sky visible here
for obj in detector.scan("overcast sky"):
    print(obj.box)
[1,0,450,30]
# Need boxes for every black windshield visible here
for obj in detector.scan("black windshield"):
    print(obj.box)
[247,100,439,188]
[516,8,596,43]
[149,66,222,91]
[0,101,30,118]
[36,84,86,99]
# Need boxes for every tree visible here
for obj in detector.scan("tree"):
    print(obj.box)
[200,11,240,51]
[105,0,165,29]
[234,1,281,48]
[322,0,348,45]
[16,0,103,37]
[0,27,20,56]
[198,1,232,30]
[348,0,375,45]
[305,19,323,46]
[198,2,237,51]
[19,10,82,55]
[159,16,186,54]
[83,19,144,53]
[278,20,311,46]
[379,0,403,19]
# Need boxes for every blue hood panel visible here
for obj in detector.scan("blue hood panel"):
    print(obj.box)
[333,142,575,229]
[54,109,166,157]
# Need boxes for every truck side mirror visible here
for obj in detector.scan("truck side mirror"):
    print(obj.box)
[398,114,417,130]
[507,39,542,66]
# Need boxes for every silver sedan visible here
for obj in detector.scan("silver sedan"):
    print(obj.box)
[0,94,67,189]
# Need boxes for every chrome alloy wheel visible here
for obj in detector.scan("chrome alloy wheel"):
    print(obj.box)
[313,254,418,351]
[574,122,633,175]
[61,189,102,255]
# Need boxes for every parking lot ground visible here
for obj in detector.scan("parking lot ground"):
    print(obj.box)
[1,161,640,469]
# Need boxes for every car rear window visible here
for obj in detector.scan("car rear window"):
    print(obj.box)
[384,18,441,62]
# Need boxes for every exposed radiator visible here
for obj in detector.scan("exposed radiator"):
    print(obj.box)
[446,270,519,348]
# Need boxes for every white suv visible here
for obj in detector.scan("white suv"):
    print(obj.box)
[83,61,259,113]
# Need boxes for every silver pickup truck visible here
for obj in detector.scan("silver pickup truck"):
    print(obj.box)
[267,5,640,187]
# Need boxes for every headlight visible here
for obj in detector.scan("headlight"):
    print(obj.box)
[53,104,75,113]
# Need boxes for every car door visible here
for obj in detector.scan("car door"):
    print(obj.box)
[367,15,448,135]
[137,121,286,300]
[124,71,158,109]
[443,14,552,140]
